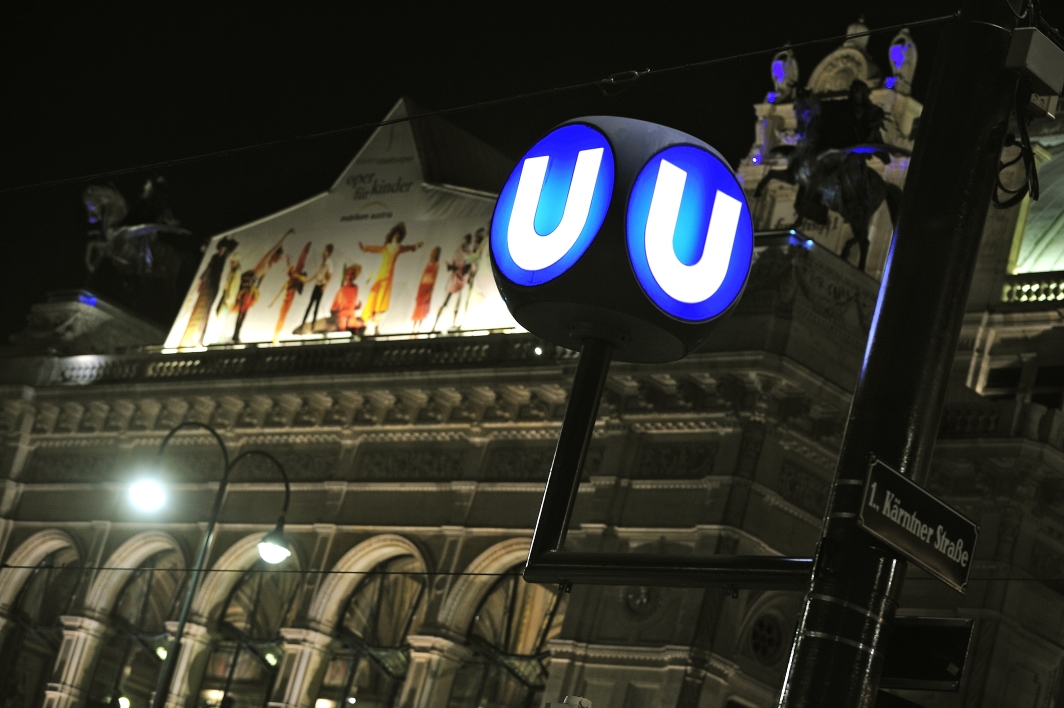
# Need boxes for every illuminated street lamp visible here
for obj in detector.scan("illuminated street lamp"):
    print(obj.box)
[139,422,292,708]
[128,479,166,512]
[258,523,292,564]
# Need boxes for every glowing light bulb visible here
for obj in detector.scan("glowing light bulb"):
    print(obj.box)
[156,646,168,660]
[258,525,291,564]
[265,652,278,666]
[534,347,543,355]
[258,540,291,564]
[129,480,166,512]
[118,698,131,708]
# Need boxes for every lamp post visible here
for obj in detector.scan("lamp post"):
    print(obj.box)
[141,422,292,708]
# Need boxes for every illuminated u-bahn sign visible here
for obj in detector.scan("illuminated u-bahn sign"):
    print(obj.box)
[491,117,753,363]
[626,145,753,322]
[492,124,615,286]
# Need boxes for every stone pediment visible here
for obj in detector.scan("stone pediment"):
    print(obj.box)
[806,46,870,94]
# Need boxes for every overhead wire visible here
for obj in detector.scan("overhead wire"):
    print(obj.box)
[0,12,959,196]
[0,563,519,576]
[1,562,1061,583]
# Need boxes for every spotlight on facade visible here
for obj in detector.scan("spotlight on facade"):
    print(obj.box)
[128,479,166,512]
[258,523,291,564]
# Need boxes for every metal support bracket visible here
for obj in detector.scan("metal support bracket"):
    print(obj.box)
[523,337,813,590]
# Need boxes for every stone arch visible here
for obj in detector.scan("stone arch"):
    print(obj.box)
[436,537,530,635]
[0,529,79,616]
[189,531,302,626]
[306,534,427,635]
[83,531,185,619]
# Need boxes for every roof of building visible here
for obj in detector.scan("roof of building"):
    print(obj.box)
[329,97,515,195]
[404,98,516,194]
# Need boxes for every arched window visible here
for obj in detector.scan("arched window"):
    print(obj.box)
[318,555,427,708]
[447,569,565,708]
[0,546,81,708]
[199,557,301,708]
[84,549,185,708]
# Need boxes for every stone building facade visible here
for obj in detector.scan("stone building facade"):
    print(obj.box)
[3,22,1064,708]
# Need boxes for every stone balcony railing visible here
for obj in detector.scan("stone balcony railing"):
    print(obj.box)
[940,393,1064,450]
[1000,270,1064,306]
[0,333,566,388]
[0,233,879,393]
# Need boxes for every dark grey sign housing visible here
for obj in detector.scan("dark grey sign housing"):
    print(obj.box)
[859,459,978,593]
[880,617,975,692]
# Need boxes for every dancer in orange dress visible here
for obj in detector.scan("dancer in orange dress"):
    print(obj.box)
[359,222,422,335]
[232,229,292,343]
[330,264,364,334]
[269,241,312,344]
[411,246,441,334]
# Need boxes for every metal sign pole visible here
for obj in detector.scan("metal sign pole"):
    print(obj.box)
[779,1,1018,705]
[524,336,814,590]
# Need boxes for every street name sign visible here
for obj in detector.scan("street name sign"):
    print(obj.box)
[859,459,978,592]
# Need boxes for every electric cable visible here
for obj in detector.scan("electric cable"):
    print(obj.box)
[991,0,1064,209]
[1,562,1062,582]
[0,12,960,196]
[0,563,520,576]
[993,76,1041,209]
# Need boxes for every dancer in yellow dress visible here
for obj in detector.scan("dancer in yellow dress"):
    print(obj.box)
[359,222,422,335]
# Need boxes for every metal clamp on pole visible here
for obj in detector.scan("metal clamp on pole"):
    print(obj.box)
[523,336,813,591]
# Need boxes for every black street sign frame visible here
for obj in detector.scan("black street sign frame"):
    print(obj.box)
[880,616,975,692]
[859,458,979,593]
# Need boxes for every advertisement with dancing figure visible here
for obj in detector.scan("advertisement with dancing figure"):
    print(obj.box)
[166,100,517,348]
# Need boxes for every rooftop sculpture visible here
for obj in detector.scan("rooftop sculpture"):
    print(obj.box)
[82,176,198,321]
[743,21,922,273]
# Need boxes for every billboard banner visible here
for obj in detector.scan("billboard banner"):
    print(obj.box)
[165,103,518,349]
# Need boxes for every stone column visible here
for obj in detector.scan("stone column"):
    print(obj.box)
[161,621,214,708]
[395,635,473,708]
[42,615,109,708]
[267,628,334,708]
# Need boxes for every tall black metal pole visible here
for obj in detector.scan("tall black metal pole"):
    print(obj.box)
[528,337,613,564]
[150,426,292,708]
[779,2,1018,706]
[151,422,230,708]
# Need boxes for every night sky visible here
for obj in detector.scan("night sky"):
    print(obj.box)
[2,1,1058,341]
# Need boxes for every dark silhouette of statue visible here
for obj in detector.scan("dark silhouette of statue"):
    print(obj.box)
[755,80,908,271]
[82,177,201,323]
